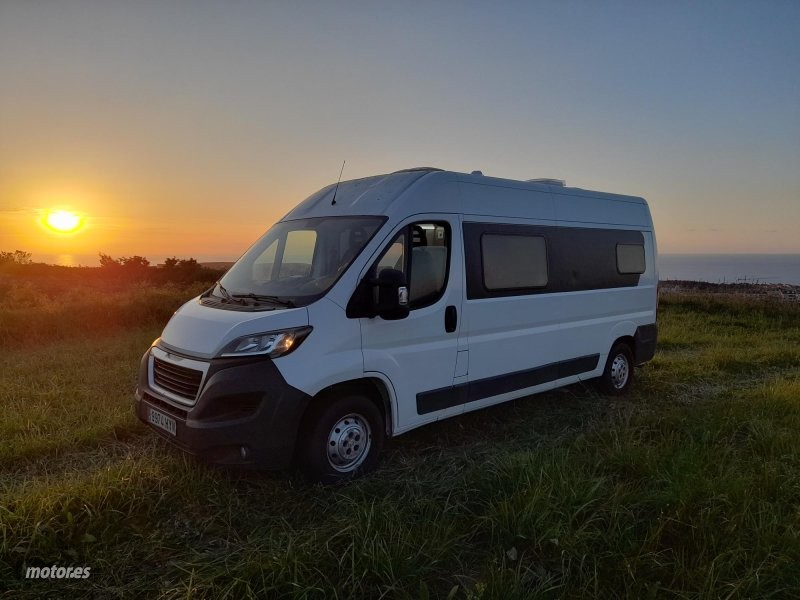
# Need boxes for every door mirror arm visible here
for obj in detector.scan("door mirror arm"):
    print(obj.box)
[372,268,410,320]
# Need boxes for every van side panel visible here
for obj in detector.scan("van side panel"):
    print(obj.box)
[455,293,572,410]
[547,223,657,381]
[551,191,650,227]
[457,199,570,412]
[454,183,656,414]
[458,181,556,221]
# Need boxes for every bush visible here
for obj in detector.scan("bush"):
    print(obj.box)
[0,281,211,345]
[0,250,32,265]
[0,254,222,344]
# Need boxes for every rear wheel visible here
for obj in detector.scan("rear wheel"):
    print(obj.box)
[599,342,634,395]
[297,394,384,484]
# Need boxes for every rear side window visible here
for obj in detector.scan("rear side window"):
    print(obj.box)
[616,244,646,274]
[463,222,645,299]
[481,234,548,290]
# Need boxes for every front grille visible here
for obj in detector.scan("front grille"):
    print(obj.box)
[153,357,203,401]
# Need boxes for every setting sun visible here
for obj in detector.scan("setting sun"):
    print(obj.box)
[44,210,84,234]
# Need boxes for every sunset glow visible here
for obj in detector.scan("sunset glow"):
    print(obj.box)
[0,2,798,263]
[43,210,84,234]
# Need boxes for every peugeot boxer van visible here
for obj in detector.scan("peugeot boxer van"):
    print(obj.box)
[135,168,658,482]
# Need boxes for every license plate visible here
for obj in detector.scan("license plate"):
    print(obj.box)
[148,407,177,436]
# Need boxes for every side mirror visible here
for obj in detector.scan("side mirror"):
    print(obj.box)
[374,268,410,320]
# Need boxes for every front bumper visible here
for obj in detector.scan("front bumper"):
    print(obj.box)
[135,348,310,469]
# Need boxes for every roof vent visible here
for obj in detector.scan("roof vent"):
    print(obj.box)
[391,167,444,174]
[471,170,483,176]
[527,178,565,186]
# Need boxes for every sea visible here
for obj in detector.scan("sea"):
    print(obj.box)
[30,252,800,286]
[33,253,239,268]
[658,254,800,286]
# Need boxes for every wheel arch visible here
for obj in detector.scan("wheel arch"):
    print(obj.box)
[610,334,635,355]
[303,377,394,437]
[607,320,637,359]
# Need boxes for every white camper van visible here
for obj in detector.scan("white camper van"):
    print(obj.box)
[135,168,658,482]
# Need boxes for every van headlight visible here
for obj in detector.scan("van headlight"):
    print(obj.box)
[219,326,312,358]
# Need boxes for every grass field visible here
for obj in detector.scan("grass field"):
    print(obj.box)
[1,290,799,598]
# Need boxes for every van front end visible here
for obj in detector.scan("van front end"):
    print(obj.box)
[135,342,311,468]
[133,290,317,469]
[134,214,387,470]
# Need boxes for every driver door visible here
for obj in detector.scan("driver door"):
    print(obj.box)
[358,216,464,432]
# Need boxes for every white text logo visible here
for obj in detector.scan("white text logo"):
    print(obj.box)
[25,566,91,579]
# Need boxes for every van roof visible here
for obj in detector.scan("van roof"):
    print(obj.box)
[281,168,649,226]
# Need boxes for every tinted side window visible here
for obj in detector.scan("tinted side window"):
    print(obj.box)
[463,222,645,299]
[616,244,646,274]
[481,234,547,290]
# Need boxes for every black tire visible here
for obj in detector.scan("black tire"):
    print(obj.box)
[297,394,384,484]
[599,342,635,395]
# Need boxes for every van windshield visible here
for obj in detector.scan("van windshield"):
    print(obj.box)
[216,216,384,307]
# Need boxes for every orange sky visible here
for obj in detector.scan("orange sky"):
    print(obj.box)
[0,175,291,264]
[1,2,798,265]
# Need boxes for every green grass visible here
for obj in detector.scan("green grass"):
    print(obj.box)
[0,330,159,464]
[1,293,799,598]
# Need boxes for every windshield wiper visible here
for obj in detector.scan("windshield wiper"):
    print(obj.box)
[215,282,246,304]
[231,293,296,308]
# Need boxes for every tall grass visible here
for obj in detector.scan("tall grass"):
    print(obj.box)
[0,281,209,346]
[1,292,799,598]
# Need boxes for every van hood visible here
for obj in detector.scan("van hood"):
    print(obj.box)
[158,297,310,360]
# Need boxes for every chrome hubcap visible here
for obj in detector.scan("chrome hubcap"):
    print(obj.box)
[610,354,629,389]
[327,413,371,473]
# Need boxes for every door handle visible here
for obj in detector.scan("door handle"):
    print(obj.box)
[445,305,457,333]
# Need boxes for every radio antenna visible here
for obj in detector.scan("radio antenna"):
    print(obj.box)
[331,160,346,205]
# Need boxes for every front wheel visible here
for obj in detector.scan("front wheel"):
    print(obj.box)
[599,342,634,395]
[297,394,384,484]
